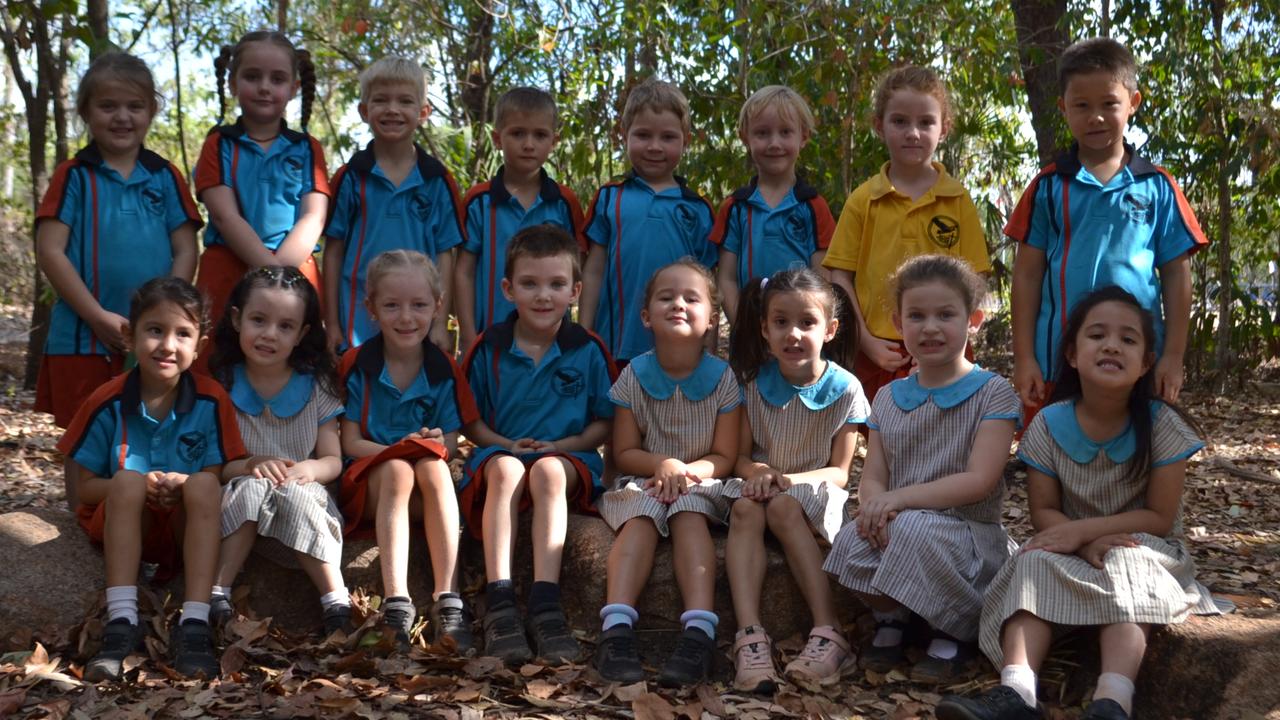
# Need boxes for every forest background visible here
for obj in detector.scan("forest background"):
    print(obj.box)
[1,0,1279,387]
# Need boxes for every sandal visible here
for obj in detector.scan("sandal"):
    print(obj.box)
[785,625,854,684]
[732,625,781,693]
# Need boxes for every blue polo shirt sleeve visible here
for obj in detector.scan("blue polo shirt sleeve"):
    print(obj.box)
[343,367,366,425]
[584,186,613,248]
[432,376,465,434]
[461,186,487,255]
[463,340,495,418]
[1004,169,1055,252]
[425,173,466,255]
[323,165,357,242]
[692,199,717,267]
[161,163,203,233]
[36,159,84,229]
[1152,171,1208,265]
[61,405,116,478]
[587,343,617,420]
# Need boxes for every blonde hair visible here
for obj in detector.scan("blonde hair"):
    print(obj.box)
[365,250,442,301]
[738,85,814,139]
[76,52,160,120]
[871,65,953,131]
[621,78,691,134]
[359,56,427,104]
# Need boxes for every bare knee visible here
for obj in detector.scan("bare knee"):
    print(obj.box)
[485,457,526,495]
[730,499,765,529]
[528,458,568,501]
[181,472,222,509]
[373,460,415,500]
[108,470,148,507]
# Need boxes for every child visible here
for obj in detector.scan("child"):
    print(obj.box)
[594,260,741,687]
[454,87,586,353]
[459,226,616,665]
[207,266,351,635]
[823,255,1020,684]
[338,250,476,653]
[196,31,329,336]
[722,268,869,692]
[57,277,246,681]
[579,79,717,364]
[1010,39,1207,423]
[324,56,465,354]
[821,66,990,403]
[36,52,200,437]
[937,287,1217,720]
[712,86,835,324]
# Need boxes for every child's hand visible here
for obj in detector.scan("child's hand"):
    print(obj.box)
[419,427,444,442]
[282,462,318,486]
[459,328,477,356]
[863,336,908,373]
[90,310,130,355]
[325,324,345,354]
[154,471,187,506]
[511,438,557,454]
[857,490,905,548]
[1154,354,1184,403]
[1023,522,1086,555]
[249,456,294,485]
[1076,533,1139,569]
[648,459,696,504]
[741,466,782,500]
[429,325,453,357]
[1013,357,1046,408]
[144,470,167,506]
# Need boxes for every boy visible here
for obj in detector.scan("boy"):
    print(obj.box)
[579,78,717,364]
[712,85,835,324]
[454,87,586,353]
[1010,38,1207,424]
[323,56,465,353]
[460,226,617,665]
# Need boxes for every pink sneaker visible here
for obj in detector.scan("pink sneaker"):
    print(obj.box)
[784,625,854,684]
[732,625,781,694]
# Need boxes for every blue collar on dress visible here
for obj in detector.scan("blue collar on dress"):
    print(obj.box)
[229,364,312,418]
[1041,399,1162,464]
[757,359,852,410]
[630,351,726,401]
[889,366,993,412]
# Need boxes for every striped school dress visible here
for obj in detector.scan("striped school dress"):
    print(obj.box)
[978,400,1219,666]
[722,359,870,543]
[219,367,345,566]
[823,368,1021,641]
[596,351,741,536]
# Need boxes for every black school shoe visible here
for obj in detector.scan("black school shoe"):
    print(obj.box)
[322,605,353,637]
[84,618,144,682]
[430,594,475,656]
[170,620,220,678]
[910,639,978,684]
[209,594,234,630]
[1081,699,1129,720]
[935,686,1044,720]
[482,605,533,666]
[656,627,716,687]
[527,604,581,664]
[381,597,417,648]
[862,617,909,673]
[595,625,644,682]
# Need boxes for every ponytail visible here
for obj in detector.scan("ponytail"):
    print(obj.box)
[729,277,772,384]
[824,279,859,372]
[297,48,315,131]
[214,45,233,124]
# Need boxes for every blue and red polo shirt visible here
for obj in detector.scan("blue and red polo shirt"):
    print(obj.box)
[37,144,202,356]
[195,118,330,252]
[460,312,618,491]
[324,142,467,349]
[1006,144,1209,380]
[584,172,716,361]
[340,334,479,446]
[461,166,585,334]
[710,177,835,288]
[56,370,246,478]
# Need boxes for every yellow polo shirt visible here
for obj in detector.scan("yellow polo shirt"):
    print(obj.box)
[823,162,990,341]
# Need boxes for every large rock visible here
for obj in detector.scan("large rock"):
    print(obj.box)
[0,509,104,641]
[1136,614,1280,719]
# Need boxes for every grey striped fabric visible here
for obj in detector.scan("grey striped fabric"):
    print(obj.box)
[220,380,345,566]
[596,362,740,536]
[721,369,871,543]
[978,403,1219,666]
[823,374,1021,641]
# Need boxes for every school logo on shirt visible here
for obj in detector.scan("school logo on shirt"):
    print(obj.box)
[928,215,960,249]
[284,156,304,178]
[414,397,437,425]
[177,432,208,464]
[1121,191,1154,225]
[551,368,585,398]
[674,204,697,235]
[141,187,165,216]
[784,213,807,242]
[410,192,433,221]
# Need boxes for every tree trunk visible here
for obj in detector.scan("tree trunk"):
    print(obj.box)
[1210,0,1231,384]
[166,0,190,179]
[1010,0,1068,165]
[457,4,495,179]
[86,0,110,54]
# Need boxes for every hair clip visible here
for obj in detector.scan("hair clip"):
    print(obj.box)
[760,277,769,290]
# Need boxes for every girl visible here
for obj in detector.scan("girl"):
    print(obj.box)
[57,277,245,681]
[207,266,351,636]
[937,287,1217,720]
[594,259,741,688]
[823,255,1020,684]
[339,250,475,654]
[722,268,869,692]
[820,66,991,404]
[36,52,200,440]
[713,86,835,325]
[195,31,329,343]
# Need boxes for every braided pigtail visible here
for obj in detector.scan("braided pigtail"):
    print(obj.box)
[297,48,316,131]
[214,45,233,124]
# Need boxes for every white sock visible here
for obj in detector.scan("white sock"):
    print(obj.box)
[105,586,138,625]
[210,585,231,599]
[1001,663,1038,708]
[320,589,350,609]
[871,608,909,647]
[926,637,959,660]
[180,601,210,625]
[1094,672,1135,715]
